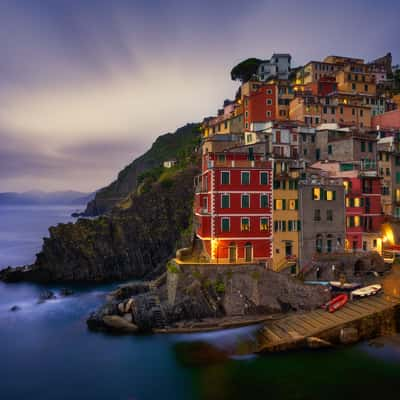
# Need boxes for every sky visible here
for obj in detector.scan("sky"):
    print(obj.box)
[0,0,399,192]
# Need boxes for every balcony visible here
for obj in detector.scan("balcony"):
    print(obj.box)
[207,159,269,169]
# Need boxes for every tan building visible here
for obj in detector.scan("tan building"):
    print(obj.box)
[272,160,301,272]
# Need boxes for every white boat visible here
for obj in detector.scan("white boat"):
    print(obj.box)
[329,281,361,291]
[351,284,382,298]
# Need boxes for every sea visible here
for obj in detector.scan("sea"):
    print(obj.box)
[1,205,400,400]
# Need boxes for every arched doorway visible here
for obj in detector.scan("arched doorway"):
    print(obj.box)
[228,242,237,263]
[244,242,253,262]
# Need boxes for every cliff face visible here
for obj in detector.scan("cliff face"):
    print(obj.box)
[1,167,198,282]
[84,123,200,216]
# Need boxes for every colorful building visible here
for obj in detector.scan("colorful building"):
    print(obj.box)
[243,84,277,129]
[194,151,273,264]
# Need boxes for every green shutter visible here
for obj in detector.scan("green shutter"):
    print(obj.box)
[274,199,277,210]
[288,220,293,231]
[282,199,286,210]
[261,194,268,208]
[221,172,229,184]
[222,218,230,232]
[396,172,400,184]
[297,220,301,231]
[333,191,336,200]
[295,199,299,210]
[242,195,249,208]
[261,172,268,185]
[222,195,229,208]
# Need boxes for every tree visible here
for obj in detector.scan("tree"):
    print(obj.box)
[230,58,263,82]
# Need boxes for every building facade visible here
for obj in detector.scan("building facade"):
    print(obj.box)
[194,151,273,264]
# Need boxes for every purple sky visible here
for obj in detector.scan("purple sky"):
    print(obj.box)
[0,0,399,192]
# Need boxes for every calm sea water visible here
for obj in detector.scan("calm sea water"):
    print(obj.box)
[1,205,400,400]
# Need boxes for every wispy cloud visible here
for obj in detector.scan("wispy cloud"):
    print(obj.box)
[0,0,398,191]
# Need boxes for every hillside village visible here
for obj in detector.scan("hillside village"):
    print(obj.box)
[180,52,400,281]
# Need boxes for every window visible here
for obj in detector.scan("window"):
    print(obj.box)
[360,109,364,117]
[312,187,321,200]
[241,194,250,208]
[266,99,272,105]
[396,172,400,185]
[314,209,321,221]
[267,89,272,95]
[221,194,230,208]
[328,145,333,155]
[266,111,272,117]
[260,172,268,185]
[274,199,286,210]
[316,235,323,253]
[221,171,230,184]
[221,218,230,232]
[288,199,298,210]
[260,218,269,231]
[241,171,250,185]
[364,84,368,92]
[386,168,390,176]
[241,218,250,232]
[218,154,226,162]
[361,141,366,152]
[202,197,208,210]
[260,194,269,208]
[327,209,333,221]
[325,190,336,201]
[352,83,356,91]
[368,142,373,152]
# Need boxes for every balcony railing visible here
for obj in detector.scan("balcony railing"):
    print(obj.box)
[207,159,269,169]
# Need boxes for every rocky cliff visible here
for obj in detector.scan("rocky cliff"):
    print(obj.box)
[83,123,200,216]
[0,166,199,282]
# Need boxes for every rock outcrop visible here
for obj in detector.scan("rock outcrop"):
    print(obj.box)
[87,264,331,334]
[0,167,198,283]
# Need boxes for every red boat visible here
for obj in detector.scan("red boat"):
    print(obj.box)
[326,294,349,313]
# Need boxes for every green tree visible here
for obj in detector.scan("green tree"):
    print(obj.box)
[230,58,263,82]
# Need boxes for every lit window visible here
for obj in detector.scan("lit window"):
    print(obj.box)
[312,187,321,200]
[346,197,350,207]
[354,216,360,227]
[326,190,335,201]
[288,199,298,210]
[354,197,360,207]
[260,218,269,231]
[241,218,250,232]
[275,199,283,210]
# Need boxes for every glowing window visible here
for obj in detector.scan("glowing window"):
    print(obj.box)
[275,199,283,210]
[312,188,321,200]
[354,197,361,207]
[354,216,360,227]
[326,190,335,201]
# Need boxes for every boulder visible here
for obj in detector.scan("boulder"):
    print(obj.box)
[38,290,56,303]
[123,313,133,323]
[117,303,125,314]
[340,327,359,344]
[102,315,138,333]
[125,298,134,313]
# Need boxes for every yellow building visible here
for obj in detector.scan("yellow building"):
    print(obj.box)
[336,69,376,95]
[272,161,300,272]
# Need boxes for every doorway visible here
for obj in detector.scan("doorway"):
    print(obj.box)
[228,242,237,263]
[244,242,253,262]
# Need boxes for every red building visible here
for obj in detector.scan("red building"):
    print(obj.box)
[344,175,384,252]
[194,151,273,264]
[372,109,400,130]
[243,84,277,130]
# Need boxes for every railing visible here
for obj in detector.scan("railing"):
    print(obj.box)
[207,159,269,169]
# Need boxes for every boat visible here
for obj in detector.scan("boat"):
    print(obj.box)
[351,284,382,298]
[329,281,361,291]
[304,281,330,286]
[321,294,349,312]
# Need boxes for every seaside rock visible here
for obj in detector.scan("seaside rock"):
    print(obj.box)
[9,305,21,312]
[123,313,133,323]
[340,327,359,344]
[38,290,56,302]
[60,288,74,296]
[102,315,138,333]
[125,298,134,313]
[307,336,332,349]
[118,303,125,314]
